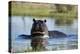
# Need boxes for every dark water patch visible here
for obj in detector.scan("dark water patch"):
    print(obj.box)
[18,34,31,39]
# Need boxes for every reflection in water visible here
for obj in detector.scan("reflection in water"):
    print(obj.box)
[10,16,78,53]
[55,18,73,26]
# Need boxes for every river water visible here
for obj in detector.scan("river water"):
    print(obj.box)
[10,16,78,53]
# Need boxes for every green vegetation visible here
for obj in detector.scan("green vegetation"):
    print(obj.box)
[9,1,78,18]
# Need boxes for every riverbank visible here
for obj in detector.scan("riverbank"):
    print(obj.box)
[9,1,78,18]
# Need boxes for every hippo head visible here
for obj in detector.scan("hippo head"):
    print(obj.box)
[31,19,48,36]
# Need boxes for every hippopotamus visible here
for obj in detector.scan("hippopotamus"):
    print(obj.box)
[31,19,49,51]
[17,19,67,51]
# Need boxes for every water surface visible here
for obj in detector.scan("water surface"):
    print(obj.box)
[10,16,78,53]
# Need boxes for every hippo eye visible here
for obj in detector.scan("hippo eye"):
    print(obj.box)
[40,21,43,23]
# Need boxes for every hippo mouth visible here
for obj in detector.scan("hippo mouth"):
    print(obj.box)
[32,31,45,35]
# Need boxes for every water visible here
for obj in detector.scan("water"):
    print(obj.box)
[10,16,78,53]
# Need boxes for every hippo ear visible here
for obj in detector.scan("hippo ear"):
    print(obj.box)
[44,19,46,22]
[33,19,36,22]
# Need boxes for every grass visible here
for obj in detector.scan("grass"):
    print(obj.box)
[9,1,78,19]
